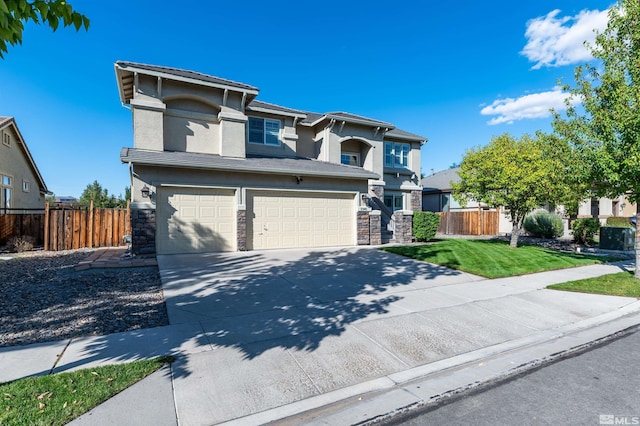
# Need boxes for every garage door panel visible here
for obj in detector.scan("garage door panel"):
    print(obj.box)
[248,191,355,250]
[157,187,236,254]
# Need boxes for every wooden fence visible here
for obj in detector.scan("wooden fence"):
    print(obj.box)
[0,211,45,245]
[0,202,130,251]
[438,210,499,236]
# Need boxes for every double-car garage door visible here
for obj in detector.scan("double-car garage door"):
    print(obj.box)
[156,187,355,254]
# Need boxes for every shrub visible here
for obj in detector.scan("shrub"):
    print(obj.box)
[606,217,633,228]
[523,210,564,238]
[7,235,35,252]
[413,211,440,242]
[572,218,601,245]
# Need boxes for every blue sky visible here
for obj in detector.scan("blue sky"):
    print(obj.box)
[0,0,614,197]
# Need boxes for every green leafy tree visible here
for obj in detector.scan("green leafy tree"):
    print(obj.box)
[452,133,572,248]
[0,0,90,58]
[552,0,640,276]
[79,180,124,208]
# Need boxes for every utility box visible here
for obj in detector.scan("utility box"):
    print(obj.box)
[599,227,635,251]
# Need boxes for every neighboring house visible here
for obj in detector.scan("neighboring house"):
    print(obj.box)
[0,117,49,212]
[55,196,79,204]
[115,61,426,255]
[577,196,637,223]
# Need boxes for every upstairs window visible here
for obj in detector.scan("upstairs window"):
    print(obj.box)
[341,153,360,167]
[384,142,410,168]
[248,117,281,146]
[2,133,10,147]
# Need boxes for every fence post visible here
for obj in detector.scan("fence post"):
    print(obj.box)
[44,201,50,251]
[88,200,94,248]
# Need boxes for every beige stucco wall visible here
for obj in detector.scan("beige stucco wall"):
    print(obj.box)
[0,125,45,210]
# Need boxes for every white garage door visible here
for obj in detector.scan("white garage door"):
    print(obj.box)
[156,187,236,254]
[248,191,355,250]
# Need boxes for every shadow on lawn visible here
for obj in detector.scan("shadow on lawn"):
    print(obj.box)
[48,247,464,380]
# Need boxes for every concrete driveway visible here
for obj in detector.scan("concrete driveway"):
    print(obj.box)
[156,246,637,425]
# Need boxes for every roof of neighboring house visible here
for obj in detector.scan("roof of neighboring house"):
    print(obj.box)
[421,167,461,192]
[114,61,260,105]
[0,116,50,194]
[121,148,380,180]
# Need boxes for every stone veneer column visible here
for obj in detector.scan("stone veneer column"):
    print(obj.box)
[369,183,385,199]
[393,210,414,244]
[410,190,422,212]
[237,206,247,251]
[369,210,382,245]
[131,208,156,255]
[357,209,370,245]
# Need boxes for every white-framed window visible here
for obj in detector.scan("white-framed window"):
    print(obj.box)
[2,132,10,147]
[384,194,404,211]
[341,152,360,166]
[248,117,281,146]
[384,142,410,168]
[23,180,30,192]
[1,175,12,209]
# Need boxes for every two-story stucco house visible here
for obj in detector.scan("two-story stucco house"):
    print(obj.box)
[0,117,49,212]
[115,62,426,255]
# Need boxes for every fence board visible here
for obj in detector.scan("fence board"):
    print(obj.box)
[438,210,499,236]
[0,203,130,251]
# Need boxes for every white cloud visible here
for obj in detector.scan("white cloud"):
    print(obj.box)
[480,86,580,125]
[521,8,609,69]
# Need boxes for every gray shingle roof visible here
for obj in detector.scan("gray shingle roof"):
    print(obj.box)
[386,128,428,142]
[115,61,259,91]
[0,116,12,127]
[121,148,379,180]
[246,100,307,118]
[421,168,461,192]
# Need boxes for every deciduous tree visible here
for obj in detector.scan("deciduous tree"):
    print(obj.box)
[452,133,571,248]
[0,0,89,58]
[552,0,640,276]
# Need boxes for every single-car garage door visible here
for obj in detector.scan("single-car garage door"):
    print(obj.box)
[156,187,236,254]
[247,190,355,250]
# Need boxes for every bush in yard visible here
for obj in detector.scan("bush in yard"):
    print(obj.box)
[572,218,601,245]
[7,235,35,252]
[413,211,440,242]
[523,210,564,238]
[606,217,633,228]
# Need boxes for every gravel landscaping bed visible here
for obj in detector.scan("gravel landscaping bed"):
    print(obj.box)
[0,249,168,348]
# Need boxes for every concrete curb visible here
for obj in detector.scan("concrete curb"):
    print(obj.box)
[227,301,640,425]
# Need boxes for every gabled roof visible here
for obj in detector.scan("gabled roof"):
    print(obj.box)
[121,148,379,180]
[299,110,395,129]
[386,128,428,142]
[114,61,260,105]
[0,117,50,194]
[246,100,307,119]
[421,167,461,192]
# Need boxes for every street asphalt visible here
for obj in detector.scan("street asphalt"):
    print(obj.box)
[0,246,638,425]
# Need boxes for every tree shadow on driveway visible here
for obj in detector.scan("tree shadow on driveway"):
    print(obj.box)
[158,247,465,370]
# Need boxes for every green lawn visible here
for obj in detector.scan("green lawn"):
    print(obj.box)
[382,239,618,278]
[548,272,640,297]
[0,356,173,426]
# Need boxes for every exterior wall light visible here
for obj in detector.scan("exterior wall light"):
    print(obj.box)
[141,185,150,198]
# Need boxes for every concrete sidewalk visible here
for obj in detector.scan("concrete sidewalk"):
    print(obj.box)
[1,247,638,425]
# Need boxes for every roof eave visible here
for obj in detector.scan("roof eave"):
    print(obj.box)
[114,62,260,105]
[120,150,379,180]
